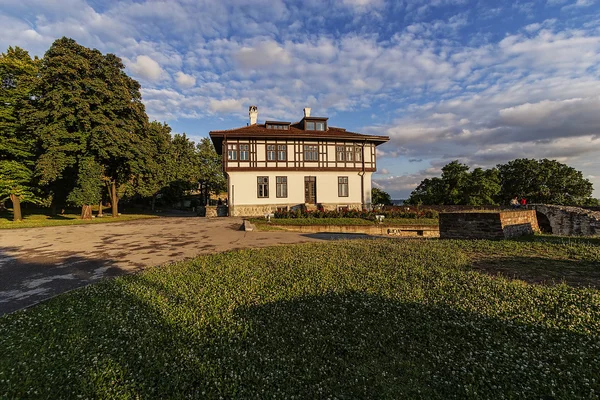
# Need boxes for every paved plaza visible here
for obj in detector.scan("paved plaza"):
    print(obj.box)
[0,217,367,315]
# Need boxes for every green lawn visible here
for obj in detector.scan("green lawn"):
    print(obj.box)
[250,217,439,228]
[1,238,599,399]
[0,209,157,229]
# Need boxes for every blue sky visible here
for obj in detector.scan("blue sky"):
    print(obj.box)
[2,0,600,199]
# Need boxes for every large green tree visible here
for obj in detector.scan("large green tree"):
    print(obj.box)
[498,158,594,205]
[0,47,40,221]
[197,137,226,201]
[35,37,148,217]
[136,121,176,211]
[371,187,392,205]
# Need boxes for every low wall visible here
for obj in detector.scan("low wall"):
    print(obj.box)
[199,205,229,217]
[439,210,539,239]
[531,204,600,236]
[271,224,439,238]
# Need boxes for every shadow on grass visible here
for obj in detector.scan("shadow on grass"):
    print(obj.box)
[1,284,598,399]
[470,255,600,289]
[511,234,600,247]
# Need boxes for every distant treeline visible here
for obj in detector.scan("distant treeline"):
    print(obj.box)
[405,159,598,206]
[0,38,225,221]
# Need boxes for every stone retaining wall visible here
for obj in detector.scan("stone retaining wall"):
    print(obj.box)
[531,204,600,236]
[439,210,539,239]
[271,224,439,237]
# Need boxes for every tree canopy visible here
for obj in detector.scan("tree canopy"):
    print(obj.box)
[406,159,596,206]
[371,187,392,205]
[1,38,226,220]
[0,46,40,220]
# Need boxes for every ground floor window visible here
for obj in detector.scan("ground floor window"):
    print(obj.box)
[257,176,269,198]
[338,176,349,197]
[276,176,287,198]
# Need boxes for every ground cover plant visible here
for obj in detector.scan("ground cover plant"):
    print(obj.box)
[0,208,156,229]
[1,238,599,399]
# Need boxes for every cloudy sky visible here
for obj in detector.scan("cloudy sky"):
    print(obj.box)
[2,0,600,199]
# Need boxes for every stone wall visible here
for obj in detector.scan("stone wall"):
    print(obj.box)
[271,224,439,237]
[439,210,539,239]
[531,204,600,236]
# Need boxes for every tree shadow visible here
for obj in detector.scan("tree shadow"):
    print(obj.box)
[511,234,600,247]
[470,255,600,288]
[0,247,139,315]
[2,286,598,399]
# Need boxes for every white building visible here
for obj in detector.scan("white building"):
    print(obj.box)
[209,106,389,216]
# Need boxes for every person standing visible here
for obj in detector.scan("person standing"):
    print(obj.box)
[510,196,519,209]
[520,197,527,208]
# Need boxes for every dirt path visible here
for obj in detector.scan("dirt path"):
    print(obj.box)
[0,217,368,315]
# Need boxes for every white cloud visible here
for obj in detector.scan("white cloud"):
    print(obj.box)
[126,55,165,81]
[174,71,196,88]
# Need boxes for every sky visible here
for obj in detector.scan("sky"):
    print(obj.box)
[2,0,600,199]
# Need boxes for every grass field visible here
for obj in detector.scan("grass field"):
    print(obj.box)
[1,238,599,399]
[0,208,157,229]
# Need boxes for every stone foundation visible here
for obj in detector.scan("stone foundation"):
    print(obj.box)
[198,205,229,217]
[230,203,361,217]
[439,210,539,239]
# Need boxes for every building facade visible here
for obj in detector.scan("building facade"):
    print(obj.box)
[209,106,389,216]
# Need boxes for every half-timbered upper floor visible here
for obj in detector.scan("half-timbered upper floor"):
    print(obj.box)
[209,107,389,172]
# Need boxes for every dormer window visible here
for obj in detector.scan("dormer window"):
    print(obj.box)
[305,121,325,131]
[266,121,291,130]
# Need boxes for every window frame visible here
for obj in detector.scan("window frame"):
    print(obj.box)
[239,144,249,161]
[277,144,287,161]
[276,176,288,198]
[227,143,238,161]
[336,145,345,162]
[303,145,318,161]
[266,144,276,161]
[257,176,269,198]
[338,176,349,197]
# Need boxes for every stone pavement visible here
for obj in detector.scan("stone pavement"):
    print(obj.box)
[0,216,370,316]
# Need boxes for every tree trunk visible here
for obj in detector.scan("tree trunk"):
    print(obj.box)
[97,200,103,217]
[81,204,93,220]
[151,195,156,212]
[10,194,22,222]
[111,180,119,217]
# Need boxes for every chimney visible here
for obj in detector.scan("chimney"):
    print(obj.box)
[249,105,258,125]
[303,107,311,118]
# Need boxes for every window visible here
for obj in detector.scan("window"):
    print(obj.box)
[227,144,237,160]
[257,176,269,198]
[355,146,363,162]
[336,146,345,161]
[304,145,318,161]
[277,144,287,161]
[239,144,249,161]
[338,176,349,197]
[346,146,354,162]
[267,145,276,161]
[267,124,289,130]
[276,176,287,198]
[305,120,326,131]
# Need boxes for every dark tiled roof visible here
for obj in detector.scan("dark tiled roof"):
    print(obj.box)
[209,123,389,143]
